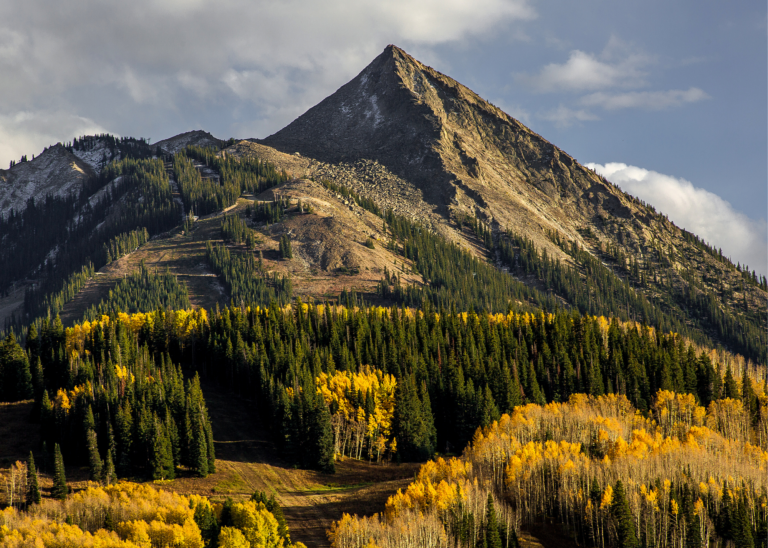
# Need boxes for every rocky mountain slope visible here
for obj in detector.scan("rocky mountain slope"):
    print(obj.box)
[258,45,766,360]
[0,46,764,363]
[156,130,223,154]
[0,144,95,215]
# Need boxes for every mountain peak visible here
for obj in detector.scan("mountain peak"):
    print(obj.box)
[155,130,222,154]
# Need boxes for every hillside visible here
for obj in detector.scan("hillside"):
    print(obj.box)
[0,144,95,216]
[259,45,766,362]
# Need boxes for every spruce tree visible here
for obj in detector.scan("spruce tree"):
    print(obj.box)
[102,450,117,485]
[193,422,209,477]
[723,366,739,399]
[484,493,502,548]
[734,499,755,548]
[205,423,216,474]
[313,396,335,473]
[52,443,68,500]
[151,420,175,480]
[611,480,638,548]
[741,368,757,423]
[686,512,702,548]
[87,429,103,481]
[26,451,41,505]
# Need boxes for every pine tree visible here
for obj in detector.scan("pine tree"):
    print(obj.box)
[686,512,702,548]
[734,499,755,548]
[193,422,209,477]
[102,450,117,485]
[723,365,739,399]
[205,423,216,474]
[87,429,103,481]
[313,396,335,473]
[741,367,758,423]
[611,480,639,548]
[484,493,502,548]
[26,451,41,505]
[52,443,68,500]
[194,502,220,548]
[151,420,175,480]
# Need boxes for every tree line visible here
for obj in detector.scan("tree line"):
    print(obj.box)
[205,241,292,307]
[5,157,179,335]
[83,261,191,321]
[23,299,760,474]
[331,390,767,547]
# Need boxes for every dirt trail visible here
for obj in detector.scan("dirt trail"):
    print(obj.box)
[167,384,419,547]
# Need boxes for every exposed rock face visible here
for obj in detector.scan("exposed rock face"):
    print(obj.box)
[260,45,637,258]
[254,45,765,352]
[0,144,95,215]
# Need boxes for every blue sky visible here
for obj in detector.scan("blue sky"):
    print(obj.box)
[0,0,765,273]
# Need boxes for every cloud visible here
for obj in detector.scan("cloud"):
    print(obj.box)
[517,45,650,92]
[0,0,535,166]
[0,111,110,168]
[586,162,768,276]
[540,105,599,127]
[580,87,709,110]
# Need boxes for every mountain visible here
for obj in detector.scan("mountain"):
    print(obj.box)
[155,130,223,154]
[0,144,96,215]
[258,45,766,362]
[0,46,764,364]
[261,45,622,250]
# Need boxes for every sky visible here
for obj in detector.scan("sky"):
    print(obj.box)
[0,0,765,274]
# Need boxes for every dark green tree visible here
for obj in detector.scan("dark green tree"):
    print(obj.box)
[51,443,68,500]
[151,420,175,480]
[193,422,209,477]
[193,502,220,548]
[87,429,103,481]
[723,365,739,399]
[205,423,216,474]
[26,451,41,505]
[611,480,639,548]
[313,396,335,473]
[484,493,503,548]
[279,234,293,259]
[733,499,755,548]
[102,450,117,485]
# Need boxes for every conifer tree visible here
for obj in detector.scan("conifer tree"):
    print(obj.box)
[313,396,335,473]
[194,502,220,548]
[484,493,502,548]
[52,443,68,500]
[611,480,638,548]
[741,367,758,423]
[26,451,41,505]
[151,420,175,480]
[102,450,117,485]
[734,499,755,548]
[686,512,702,548]
[205,423,216,474]
[87,429,103,481]
[193,422,209,477]
[723,365,739,399]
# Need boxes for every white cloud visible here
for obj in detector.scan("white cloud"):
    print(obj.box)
[580,87,709,110]
[540,105,599,127]
[517,46,650,92]
[0,0,535,166]
[586,162,768,276]
[0,111,110,169]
